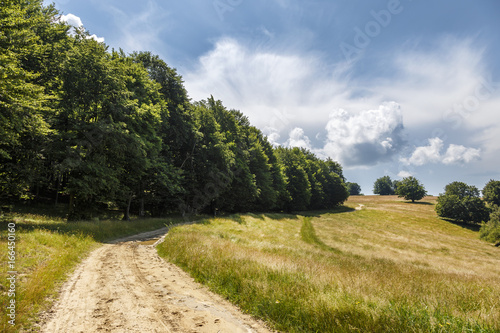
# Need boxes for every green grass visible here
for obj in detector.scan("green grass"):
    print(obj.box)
[0,208,189,333]
[157,196,500,332]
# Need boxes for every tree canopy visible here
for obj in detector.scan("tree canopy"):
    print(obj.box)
[436,182,490,224]
[373,176,395,195]
[0,0,349,219]
[395,177,427,203]
[346,182,362,196]
[482,180,500,207]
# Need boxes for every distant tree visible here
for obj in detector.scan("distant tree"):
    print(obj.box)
[436,182,490,224]
[395,177,427,203]
[482,180,500,207]
[393,180,401,193]
[346,182,362,195]
[373,176,395,195]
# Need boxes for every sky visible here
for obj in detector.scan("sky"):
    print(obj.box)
[46,0,500,195]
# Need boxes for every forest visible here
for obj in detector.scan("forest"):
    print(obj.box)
[0,0,349,220]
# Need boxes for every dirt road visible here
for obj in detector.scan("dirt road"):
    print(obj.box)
[41,228,273,333]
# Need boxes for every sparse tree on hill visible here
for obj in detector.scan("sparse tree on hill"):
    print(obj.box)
[373,176,395,195]
[395,177,427,203]
[346,182,362,195]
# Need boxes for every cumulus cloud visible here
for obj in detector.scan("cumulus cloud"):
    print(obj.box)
[442,144,481,164]
[400,137,443,166]
[321,102,405,167]
[184,37,498,170]
[60,13,83,28]
[285,128,311,150]
[59,13,105,43]
[401,138,480,166]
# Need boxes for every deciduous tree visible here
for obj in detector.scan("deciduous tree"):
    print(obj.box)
[395,177,427,203]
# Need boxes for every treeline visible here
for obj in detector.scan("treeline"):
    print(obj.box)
[0,0,349,220]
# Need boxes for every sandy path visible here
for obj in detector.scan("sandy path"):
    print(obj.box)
[41,228,273,333]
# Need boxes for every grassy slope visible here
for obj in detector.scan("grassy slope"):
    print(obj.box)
[0,208,185,333]
[158,196,500,333]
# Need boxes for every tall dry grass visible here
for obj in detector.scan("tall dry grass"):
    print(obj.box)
[158,196,500,332]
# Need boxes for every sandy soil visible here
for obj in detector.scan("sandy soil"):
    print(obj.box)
[40,228,273,333]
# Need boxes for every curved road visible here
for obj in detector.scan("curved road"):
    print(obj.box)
[41,229,272,333]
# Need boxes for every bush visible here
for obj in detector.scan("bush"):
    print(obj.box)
[436,182,490,224]
[480,206,500,244]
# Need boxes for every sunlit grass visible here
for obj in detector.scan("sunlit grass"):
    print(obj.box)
[158,196,500,332]
[0,210,185,332]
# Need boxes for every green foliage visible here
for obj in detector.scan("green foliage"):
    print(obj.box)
[346,182,362,195]
[373,176,395,195]
[275,147,312,211]
[482,179,500,207]
[479,205,500,244]
[2,0,348,219]
[395,176,427,202]
[275,147,348,211]
[436,182,490,224]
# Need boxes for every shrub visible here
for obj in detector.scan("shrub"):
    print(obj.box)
[436,182,490,224]
[480,205,500,244]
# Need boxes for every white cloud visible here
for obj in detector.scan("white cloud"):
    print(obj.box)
[59,13,83,28]
[285,128,311,150]
[400,137,443,166]
[58,13,105,43]
[321,102,405,166]
[184,37,498,170]
[401,137,480,166]
[184,38,370,133]
[373,37,489,128]
[88,34,105,43]
[442,144,481,165]
[397,170,413,178]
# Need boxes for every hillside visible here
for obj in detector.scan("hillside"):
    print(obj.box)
[158,195,500,332]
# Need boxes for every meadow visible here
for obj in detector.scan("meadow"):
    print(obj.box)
[158,196,500,332]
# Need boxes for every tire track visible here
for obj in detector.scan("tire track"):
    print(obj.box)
[41,229,273,333]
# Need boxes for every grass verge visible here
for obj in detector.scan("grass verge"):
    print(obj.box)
[0,209,186,332]
[157,196,500,332]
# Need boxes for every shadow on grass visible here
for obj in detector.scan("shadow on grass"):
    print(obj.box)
[440,218,482,232]
[403,201,435,205]
[299,205,356,217]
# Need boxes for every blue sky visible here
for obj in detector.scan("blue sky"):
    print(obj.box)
[48,0,500,195]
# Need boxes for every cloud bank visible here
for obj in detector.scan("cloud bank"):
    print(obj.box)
[183,37,497,171]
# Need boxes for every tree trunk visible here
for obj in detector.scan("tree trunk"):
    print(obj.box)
[68,193,75,216]
[139,197,145,217]
[123,195,133,221]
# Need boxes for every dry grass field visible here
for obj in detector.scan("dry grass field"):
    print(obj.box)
[158,195,500,332]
